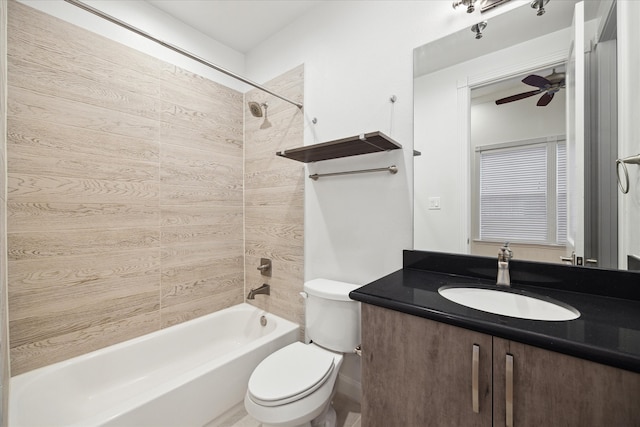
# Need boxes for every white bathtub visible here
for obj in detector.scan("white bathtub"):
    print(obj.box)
[9,303,299,427]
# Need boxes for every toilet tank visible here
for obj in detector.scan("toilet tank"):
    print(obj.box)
[304,279,361,353]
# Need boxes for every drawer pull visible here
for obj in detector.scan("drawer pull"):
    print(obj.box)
[506,354,514,427]
[472,344,479,413]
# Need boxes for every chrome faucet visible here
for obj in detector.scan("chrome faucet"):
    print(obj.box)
[247,283,270,300]
[497,242,513,287]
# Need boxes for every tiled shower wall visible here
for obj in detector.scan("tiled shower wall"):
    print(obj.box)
[6,1,247,375]
[244,66,305,329]
[1,0,10,421]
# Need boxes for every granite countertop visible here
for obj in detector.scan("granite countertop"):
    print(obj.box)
[350,252,640,374]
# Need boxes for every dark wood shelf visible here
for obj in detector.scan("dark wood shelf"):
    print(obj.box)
[276,131,402,163]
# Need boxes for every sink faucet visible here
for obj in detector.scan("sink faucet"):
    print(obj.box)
[247,283,270,300]
[497,242,513,287]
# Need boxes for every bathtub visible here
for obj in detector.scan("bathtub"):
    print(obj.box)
[9,303,299,427]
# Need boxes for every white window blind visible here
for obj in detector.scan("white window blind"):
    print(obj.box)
[477,139,567,245]
[479,145,548,241]
[556,142,567,244]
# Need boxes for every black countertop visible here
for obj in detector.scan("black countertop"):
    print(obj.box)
[350,250,640,374]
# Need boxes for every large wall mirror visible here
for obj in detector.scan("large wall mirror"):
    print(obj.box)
[413,0,639,270]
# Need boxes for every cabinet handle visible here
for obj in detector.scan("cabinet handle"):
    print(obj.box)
[506,354,514,427]
[472,344,479,413]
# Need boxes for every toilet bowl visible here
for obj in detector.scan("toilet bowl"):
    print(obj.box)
[244,279,361,427]
[244,342,343,427]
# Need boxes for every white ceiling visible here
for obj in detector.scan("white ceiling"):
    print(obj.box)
[145,0,323,53]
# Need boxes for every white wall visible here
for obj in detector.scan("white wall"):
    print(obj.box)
[245,0,532,285]
[471,90,566,147]
[17,0,246,91]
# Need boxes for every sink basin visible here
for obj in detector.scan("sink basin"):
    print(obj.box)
[438,285,580,321]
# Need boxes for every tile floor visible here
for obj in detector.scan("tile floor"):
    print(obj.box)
[205,393,361,427]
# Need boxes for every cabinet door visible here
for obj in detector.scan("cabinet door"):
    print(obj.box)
[493,338,640,427]
[361,304,492,427]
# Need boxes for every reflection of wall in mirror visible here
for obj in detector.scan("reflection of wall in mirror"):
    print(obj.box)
[471,90,565,147]
[618,1,640,269]
[413,25,571,255]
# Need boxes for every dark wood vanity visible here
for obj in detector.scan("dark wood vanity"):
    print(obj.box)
[351,251,640,426]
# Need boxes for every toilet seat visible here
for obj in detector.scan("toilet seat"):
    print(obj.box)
[248,342,336,407]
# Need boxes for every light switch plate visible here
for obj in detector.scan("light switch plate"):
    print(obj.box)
[428,197,441,210]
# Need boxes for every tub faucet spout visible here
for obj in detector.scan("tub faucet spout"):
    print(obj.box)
[247,283,270,300]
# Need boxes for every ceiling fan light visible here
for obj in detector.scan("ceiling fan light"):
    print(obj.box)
[495,69,565,107]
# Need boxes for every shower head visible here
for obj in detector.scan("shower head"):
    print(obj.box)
[248,101,272,129]
[248,101,263,118]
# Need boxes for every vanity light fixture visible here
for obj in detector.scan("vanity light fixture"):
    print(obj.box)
[453,0,477,14]
[530,0,550,16]
[471,21,487,39]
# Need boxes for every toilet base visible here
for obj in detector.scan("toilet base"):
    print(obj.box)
[261,401,336,427]
[311,402,336,427]
[262,422,311,427]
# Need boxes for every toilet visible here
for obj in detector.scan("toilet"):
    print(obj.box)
[244,278,361,427]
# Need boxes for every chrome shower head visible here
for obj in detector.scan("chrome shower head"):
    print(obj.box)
[248,101,263,118]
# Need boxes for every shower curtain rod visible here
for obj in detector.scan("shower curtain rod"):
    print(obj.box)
[63,0,304,110]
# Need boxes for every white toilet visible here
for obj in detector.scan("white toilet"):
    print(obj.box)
[244,278,361,427]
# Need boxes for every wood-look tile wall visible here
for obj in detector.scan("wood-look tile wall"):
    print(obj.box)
[1,0,10,420]
[6,1,245,375]
[244,66,305,329]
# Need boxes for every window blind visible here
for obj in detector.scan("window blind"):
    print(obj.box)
[479,145,548,241]
[556,142,567,244]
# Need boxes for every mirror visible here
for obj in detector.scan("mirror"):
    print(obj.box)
[413,1,625,269]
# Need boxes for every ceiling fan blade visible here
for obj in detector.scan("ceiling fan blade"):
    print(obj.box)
[495,90,541,105]
[522,74,552,88]
[537,92,554,106]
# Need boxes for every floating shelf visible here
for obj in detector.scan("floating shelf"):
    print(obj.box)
[276,131,402,163]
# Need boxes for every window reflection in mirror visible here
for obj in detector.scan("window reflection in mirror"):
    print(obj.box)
[469,68,568,263]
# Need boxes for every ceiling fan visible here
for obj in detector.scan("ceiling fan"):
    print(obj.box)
[495,69,566,107]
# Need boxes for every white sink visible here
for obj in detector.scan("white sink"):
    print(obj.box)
[438,286,580,321]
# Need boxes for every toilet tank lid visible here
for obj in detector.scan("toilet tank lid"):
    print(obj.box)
[304,278,362,301]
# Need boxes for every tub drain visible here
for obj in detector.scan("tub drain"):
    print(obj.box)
[260,315,267,327]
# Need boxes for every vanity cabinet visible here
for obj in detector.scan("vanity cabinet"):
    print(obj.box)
[361,304,493,426]
[361,304,640,427]
[492,338,640,426]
